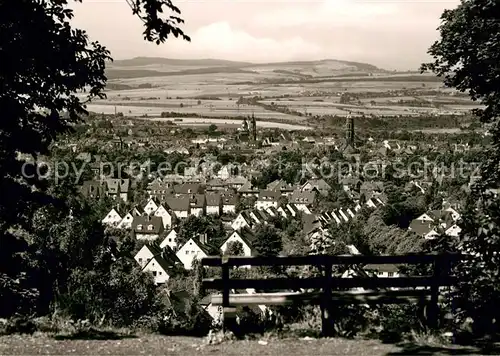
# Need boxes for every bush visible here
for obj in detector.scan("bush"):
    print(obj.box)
[158,305,212,337]
[376,305,426,343]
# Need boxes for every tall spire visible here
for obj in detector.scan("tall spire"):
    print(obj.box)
[251,113,257,141]
[345,112,354,148]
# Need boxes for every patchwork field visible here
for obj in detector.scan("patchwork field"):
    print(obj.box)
[85,57,481,129]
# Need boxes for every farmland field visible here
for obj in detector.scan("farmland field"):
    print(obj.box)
[88,57,479,129]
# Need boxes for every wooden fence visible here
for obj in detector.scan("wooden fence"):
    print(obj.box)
[200,253,462,336]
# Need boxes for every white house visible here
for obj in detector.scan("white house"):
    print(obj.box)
[364,264,401,279]
[445,223,461,237]
[206,194,221,215]
[289,190,315,214]
[415,213,435,223]
[134,244,156,269]
[105,178,130,202]
[132,215,164,240]
[154,204,172,229]
[144,199,159,215]
[338,209,349,223]
[277,206,289,219]
[444,207,461,221]
[189,194,206,217]
[366,198,377,209]
[166,197,190,219]
[222,194,237,215]
[286,204,300,217]
[135,244,183,285]
[142,256,172,285]
[102,208,122,227]
[176,237,209,270]
[217,165,231,180]
[159,230,178,250]
[301,178,331,196]
[255,190,280,210]
[231,211,253,231]
[118,212,134,229]
[425,229,440,240]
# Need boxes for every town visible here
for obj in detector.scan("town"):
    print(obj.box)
[2,0,500,354]
[38,99,483,324]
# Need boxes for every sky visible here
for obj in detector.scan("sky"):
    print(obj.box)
[72,0,461,71]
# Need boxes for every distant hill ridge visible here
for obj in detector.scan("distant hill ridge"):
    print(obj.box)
[111,56,380,71]
[105,56,387,80]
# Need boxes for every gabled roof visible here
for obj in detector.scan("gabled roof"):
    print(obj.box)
[180,237,211,255]
[143,250,182,275]
[206,179,226,188]
[226,176,249,185]
[221,193,238,205]
[205,193,221,206]
[266,206,279,217]
[173,183,202,195]
[234,211,254,227]
[257,190,281,201]
[166,196,190,211]
[267,179,293,192]
[364,264,400,274]
[132,215,164,234]
[238,181,257,193]
[155,204,170,215]
[131,207,143,216]
[254,209,270,222]
[302,214,321,234]
[408,219,433,236]
[189,194,206,208]
[286,203,301,216]
[428,210,454,224]
[225,227,257,249]
[302,178,331,192]
[290,190,316,205]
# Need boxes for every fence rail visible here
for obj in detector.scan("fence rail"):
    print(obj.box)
[200,252,463,336]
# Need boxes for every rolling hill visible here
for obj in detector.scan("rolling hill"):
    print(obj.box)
[105,57,385,80]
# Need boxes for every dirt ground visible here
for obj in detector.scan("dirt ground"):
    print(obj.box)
[0,333,494,356]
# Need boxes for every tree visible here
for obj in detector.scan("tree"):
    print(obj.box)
[236,196,255,214]
[208,124,217,133]
[224,241,244,256]
[177,215,226,254]
[253,225,282,257]
[422,0,500,336]
[0,0,189,319]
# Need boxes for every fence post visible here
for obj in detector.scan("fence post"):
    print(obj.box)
[321,259,334,337]
[221,257,236,333]
[428,254,442,330]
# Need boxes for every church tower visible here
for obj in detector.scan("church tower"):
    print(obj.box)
[251,113,257,141]
[241,117,249,133]
[345,113,354,148]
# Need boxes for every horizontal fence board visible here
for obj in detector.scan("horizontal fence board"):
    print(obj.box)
[200,253,462,267]
[210,290,438,306]
[202,276,456,291]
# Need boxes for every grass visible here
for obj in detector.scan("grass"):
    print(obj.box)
[0,333,497,356]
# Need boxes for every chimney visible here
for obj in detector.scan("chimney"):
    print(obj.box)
[200,233,207,245]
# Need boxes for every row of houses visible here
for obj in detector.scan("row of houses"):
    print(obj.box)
[408,206,461,239]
